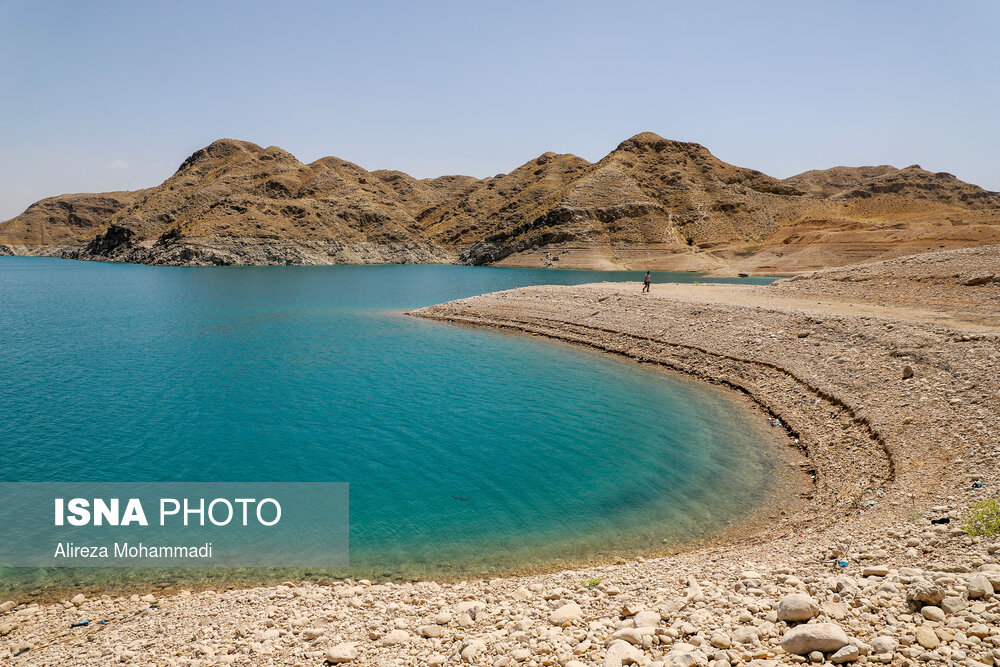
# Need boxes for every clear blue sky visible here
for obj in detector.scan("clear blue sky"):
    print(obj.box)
[1,0,997,220]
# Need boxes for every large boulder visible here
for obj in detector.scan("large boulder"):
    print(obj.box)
[906,582,945,606]
[549,601,583,625]
[780,623,850,655]
[777,594,820,622]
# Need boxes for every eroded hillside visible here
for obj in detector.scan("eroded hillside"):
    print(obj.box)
[2,133,997,272]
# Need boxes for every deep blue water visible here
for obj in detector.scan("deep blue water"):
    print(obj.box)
[0,257,780,587]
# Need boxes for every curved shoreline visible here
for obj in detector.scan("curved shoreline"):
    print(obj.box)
[410,286,896,538]
[0,335,808,603]
[2,247,998,665]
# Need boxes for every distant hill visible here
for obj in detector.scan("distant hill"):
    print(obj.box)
[3,133,998,273]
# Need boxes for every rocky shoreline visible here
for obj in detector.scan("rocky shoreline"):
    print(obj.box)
[1,247,998,665]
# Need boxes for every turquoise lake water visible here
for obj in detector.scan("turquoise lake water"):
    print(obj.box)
[0,257,782,595]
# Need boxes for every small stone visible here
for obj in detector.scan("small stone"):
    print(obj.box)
[967,624,990,639]
[454,601,484,616]
[831,644,860,663]
[620,600,644,617]
[902,365,914,379]
[611,627,650,645]
[780,623,850,655]
[301,627,325,640]
[822,602,849,620]
[418,624,443,638]
[777,594,820,623]
[870,636,897,654]
[634,610,660,628]
[604,639,643,667]
[862,566,889,577]
[70,594,87,606]
[461,640,485,663]
[732,627,759,644]
[710,632,731,649]
[427,655,447,667]
[325,643,357,664]
[9,641,33,655]
[915,625,939,650]
[907,582,945,606]
[968,574,994,599]
[920,606,945,622]
[666,648,706,667]
[380,629,408,646]
[940,596,965,615]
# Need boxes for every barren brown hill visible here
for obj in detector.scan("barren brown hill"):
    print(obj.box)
[2,133,998,271]
[412,132,802,271]
[441,133,1000,274]
[0,190,147,254]
[0,139,481,265]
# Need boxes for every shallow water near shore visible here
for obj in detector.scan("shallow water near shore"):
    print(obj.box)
[0,257,782,599]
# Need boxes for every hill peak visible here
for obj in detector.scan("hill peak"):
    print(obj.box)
[614,132,709,156]
[623,131,667,145]
[176,138,266,172]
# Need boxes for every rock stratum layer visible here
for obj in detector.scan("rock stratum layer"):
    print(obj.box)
[3,134,999,272]
[2,247,998,665]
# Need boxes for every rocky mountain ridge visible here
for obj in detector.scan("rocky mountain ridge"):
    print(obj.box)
[2,133,998,273]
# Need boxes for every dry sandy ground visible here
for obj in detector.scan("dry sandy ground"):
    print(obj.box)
[1,247,998,666]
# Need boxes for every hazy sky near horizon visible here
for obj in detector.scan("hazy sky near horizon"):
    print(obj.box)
[1,0,998,221]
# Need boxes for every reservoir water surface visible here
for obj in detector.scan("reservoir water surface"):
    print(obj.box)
[0,257,781,594]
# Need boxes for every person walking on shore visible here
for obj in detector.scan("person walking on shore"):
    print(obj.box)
[642,271,651,293]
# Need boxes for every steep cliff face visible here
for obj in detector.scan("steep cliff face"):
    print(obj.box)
[2,134,998,272]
